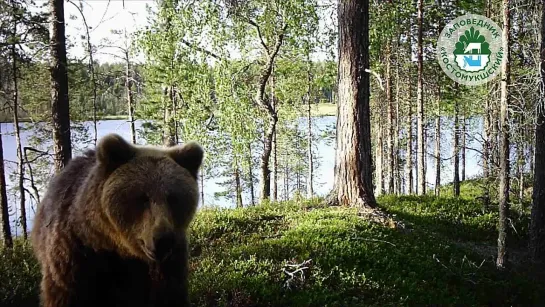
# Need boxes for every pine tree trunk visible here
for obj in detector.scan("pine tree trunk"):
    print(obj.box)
[125,51,136,144]
[11,36,26,239]
[434,99,441,197]
[331,0,376,208]
[200,169,204,207]
[271,71,278,202]
[483,85,491,203]
[497,0,511,269]
[394,43,401,195]
[405,17,414,195]
[517,138,524,205]
[461,115,466,181]
[375,118,384,196]
[0,125,12,248]
[530,0,545,265]
[248,143,255,206]
[416,0,425,195]
[453,100,460,197]
[386,45,394,194]
[307,62,314,198]
[49,0,72,171]
[162,86,175,147]
[406,77,413,194]
[234,158,243,208]
[260,116,277,202]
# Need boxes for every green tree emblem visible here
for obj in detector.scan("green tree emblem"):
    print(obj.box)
[453,27,491,55]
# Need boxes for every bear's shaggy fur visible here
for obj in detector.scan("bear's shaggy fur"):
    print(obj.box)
[31,134,203,307]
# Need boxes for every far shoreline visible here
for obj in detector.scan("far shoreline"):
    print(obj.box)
[0,103,338,124]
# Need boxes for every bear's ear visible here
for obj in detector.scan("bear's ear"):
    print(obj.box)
[96,134,135,170]
[169,142,204,179]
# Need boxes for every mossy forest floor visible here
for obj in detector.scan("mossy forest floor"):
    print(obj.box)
[1,186,544,306]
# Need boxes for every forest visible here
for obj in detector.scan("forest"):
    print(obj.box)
[1,0,545,306]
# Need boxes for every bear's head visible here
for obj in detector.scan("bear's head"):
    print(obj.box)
[95,134,203,262]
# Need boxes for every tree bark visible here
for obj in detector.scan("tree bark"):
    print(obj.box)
[461,115,466,181]
[49,0,72,171]
[386,44,394,194]
[0,125,12,248]
[330,0,376,208]
[530,0,545,265]
[126,50,136,144]
[11,28,26,239]
[497,0,511,269]
[406,77,413,194]
[248,143,255,206]
[394,42,401,195]
[434,97,441,197]
[375,113,384,196]
[200,169,204,207]
[306,60,314,198]
[416,0,425,195]
[256,28,285,203]
[453,99,460,197]
[162,86,176,147]
[516,135,524,205]
[271,70,278,202]
[234,157,243,208]
[260,116,277,202]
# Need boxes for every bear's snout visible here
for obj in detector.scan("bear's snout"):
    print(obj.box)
[153,232,177,261]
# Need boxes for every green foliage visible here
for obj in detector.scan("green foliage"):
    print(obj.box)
[0,240,40,306]
[1,197,543,306]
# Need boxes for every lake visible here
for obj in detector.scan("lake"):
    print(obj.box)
[0,115,482,235]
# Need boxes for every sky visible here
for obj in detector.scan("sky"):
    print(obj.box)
[32,0,156,63]
[30,0,336,63]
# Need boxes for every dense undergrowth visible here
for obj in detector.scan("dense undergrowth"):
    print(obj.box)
[1,193,543,306]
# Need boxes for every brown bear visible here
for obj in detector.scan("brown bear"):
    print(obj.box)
[31,133,203,307]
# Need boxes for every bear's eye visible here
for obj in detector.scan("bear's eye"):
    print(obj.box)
[137,194,150,208]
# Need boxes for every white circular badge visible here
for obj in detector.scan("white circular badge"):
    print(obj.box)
[437,14,505,86]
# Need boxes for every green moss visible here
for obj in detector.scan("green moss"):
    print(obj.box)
[1,197,542,306]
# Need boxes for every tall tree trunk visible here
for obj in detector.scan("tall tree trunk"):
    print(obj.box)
[248,143,255,206]
[234,156,243,208]
[200,169,204,206]
[125,51,136,144]
[306,61,314,198]
[483,86,491,202]
[405,17,413,195]
[497,0,511,269]
[49,0,72,171]
[284,150,289,200]
[386,45,394,194]
[256,30,284,203]
[0,125,12,248]
[406,77,413,194]
[453,99,460,197]
[461,115,466,181]
[330,0,376,208]
[483,0,492,183]
[375,113,384,196]
[162,86,174,146]
[416,0,425,195]
[11,35,26,239]
[434,97,441,197]
[271,71,278,202]
[394,42,401,195]
[517,140,524,205]
[260,116,277,202]
[531,0,545,264]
